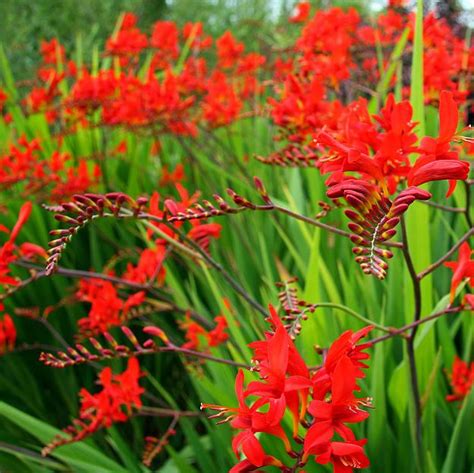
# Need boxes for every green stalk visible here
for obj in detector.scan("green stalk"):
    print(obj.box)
[405,2,435,470]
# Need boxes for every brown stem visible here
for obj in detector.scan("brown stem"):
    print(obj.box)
[269,204,402,249]
[421,200,464,213]
[12,260,213,329]
[159,344,250,368]
[38,318,70,350]
[400,217,423,457]
[370,307,463,345]
[140,213,268,317]
[464,181,473,228]
[417,228,474,280]
[138,406,200,417]
[142,415,180,467]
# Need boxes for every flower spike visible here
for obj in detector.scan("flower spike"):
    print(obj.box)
[327,180,431,279]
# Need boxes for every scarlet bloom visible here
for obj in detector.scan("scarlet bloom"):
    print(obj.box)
[446,357,474,402]
[444,242,474,303]
[202,71,242,127]
[216,31,244,69]
[0,202,45,286]
[183,22,212,50]
[201,370,290,467]
[123,245,167,287]
[0,88,8,112]
[289,2,311,23]
[105,12,148,60]
[305,356,370,454]
[187,223,222,253]
[179,309,229,352]
[76,279,145,336]
[150,20,179,66]
[203,306,372,472]
[43,357,143,455]
[0,312,16,354]
[160,163,185,186]
[313,440,370,473]
[40,38,66,65]
[407,91,470,196]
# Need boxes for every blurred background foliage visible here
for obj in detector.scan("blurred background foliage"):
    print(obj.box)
[0,0,471,80]
[1,0,472,81]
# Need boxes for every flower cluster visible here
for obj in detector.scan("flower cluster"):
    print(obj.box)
[0,136,100,201]
[0,305,16,354]
[11,13,266,138]
[179,301,230,352]
[76,278,145,336]
[314,91,468,196]
[0,202,46,287]
[268,6,473,197]
[42,357,143,455]
[446,357,474,403]
[202,306,372,472]
[444,242,474,306]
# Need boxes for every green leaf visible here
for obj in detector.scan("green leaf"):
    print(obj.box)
[441,387,474,473]
[0,401,128,472]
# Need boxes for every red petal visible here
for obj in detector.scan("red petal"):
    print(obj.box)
[9,202,32,243]
[438,91,458,143]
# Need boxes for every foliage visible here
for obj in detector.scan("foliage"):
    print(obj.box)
[0,1,473,472]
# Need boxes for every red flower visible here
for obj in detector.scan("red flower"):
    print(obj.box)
[305,356,370,453]
[444,242,474,303]
[0,202,44,286]
[150,21,179,67]
[202,71,242,127]
[446,357,474,402]
[43,358,143,455]
[0,88,8,113]
[407,91,470,196]
[229,455,283,473]
[203,306,372,471]
[105,12,147,60]
[123,245,167,286]
[160,163,185,186]
[40,38,66,65]
[247,306,311,431]
[187,223,222,253]
[76,279,145,336]
[0,313,16,354]
[313,440,370,473]
[289,2,311,23]
[179,307,229,352]
[183,22,212,50]
[202,369,291,464]
[217,31,244,69]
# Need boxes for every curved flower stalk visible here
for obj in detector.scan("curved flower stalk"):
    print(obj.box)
[39,325,240,369]
[256,143,319,168]
[45,193,149,275]
[327,180,431,279]
[202,305,373,472]
[45,189,224,277]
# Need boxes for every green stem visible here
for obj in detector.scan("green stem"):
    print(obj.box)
[312,302,391,333]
